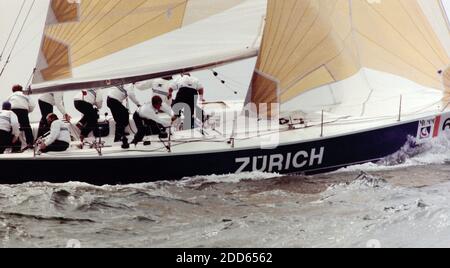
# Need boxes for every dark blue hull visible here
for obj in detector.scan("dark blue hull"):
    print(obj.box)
[0,117,429,185]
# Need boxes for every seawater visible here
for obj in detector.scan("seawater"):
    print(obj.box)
[1,134,450,248]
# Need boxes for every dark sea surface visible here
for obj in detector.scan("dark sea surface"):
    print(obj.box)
[2,134,450,248]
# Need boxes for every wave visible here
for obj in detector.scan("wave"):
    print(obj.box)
[299,169,450,247]
[0,211,95,223]
[337,132,450,173]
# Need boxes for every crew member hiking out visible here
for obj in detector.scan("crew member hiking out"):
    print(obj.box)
[107,84,141,145]
[37,113,71,153]
[37,92,71,138]
[135,76,175,106]
[172,74,205,129]
[0,102,20,154]
[131,96,177,146]
[8,84,35,150]
[74,89,103,145]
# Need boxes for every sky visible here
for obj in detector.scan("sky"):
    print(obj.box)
[0,0,449,121]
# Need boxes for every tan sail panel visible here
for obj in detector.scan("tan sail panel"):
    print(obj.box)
[250,0,450,108]
[249,70,278,116]
[49,0,80,24]
[183,0,245,25]
[40,36,71,81]
[35,0,245,83]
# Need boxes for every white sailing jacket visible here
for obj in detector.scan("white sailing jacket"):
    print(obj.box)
[108,84,140,106]
[39,92,66,115]
[173,75,204,91]
[43,119,71,146]
[0,110,20,137]
[135,78,175,105]
[8,92,35,112]
[137,103,174,128]
[75,89,103,109]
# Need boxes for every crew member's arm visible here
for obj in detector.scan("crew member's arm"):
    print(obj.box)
[160,103,178,123]
[125,84,141,107]
[160,102,175,117]
[54,93,71,121]
[197,80,205,102]
[167,80,176,100]
[134,80,153,91]
[10,113,20,143]
[42,120,61,147]
[189,77,205,102]
[95,91,103,109]
[27,95,35,113]
[141,107,171,128]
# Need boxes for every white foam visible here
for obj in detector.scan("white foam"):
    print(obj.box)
[337,131,450,173]
[177,171,281,187]
[294,174,450,247]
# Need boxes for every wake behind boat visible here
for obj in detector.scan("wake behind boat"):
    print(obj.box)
[0,0,449,185]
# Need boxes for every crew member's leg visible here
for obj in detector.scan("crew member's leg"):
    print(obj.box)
[12,109,34,147]
[11,139,21,153]
[74,100,88,128]
[74,101,98,138]
[174,87,198,129]
[0,130,11,154]
[82,105,98,138]
[37,100,54,138]
[107,97,129,142]
[131,112,146,144]
[41,140,70,153]
[145,119,164,136]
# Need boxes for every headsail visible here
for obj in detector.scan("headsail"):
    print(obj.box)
[31,0,266,93]
[248,0,450,115]
[445,66,450,92]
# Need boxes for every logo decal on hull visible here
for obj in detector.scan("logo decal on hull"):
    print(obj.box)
[420,126,432,139]
[416,113,450,143]
[437,112,450,136]
[417,117,438,143]
[235,147,325,173]
[443,118,450,131]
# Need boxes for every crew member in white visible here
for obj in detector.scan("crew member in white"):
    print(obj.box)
[135,76,175,105]
[8,84,35,149]
[37,92,72,138]
[172,73,205,129]
[38,113,71,153]
[74,89,103,142]
[0,102,20,154]
[131,96,177,145]
[107,84,141,143]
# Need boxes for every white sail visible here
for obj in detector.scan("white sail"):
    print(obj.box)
[30,0,267,93]
[0,0,49,93]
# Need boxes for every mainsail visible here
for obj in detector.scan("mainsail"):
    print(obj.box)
[31,0,266,93]
[248,0,450,115]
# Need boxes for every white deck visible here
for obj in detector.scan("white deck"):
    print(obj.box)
[1,94,447,160]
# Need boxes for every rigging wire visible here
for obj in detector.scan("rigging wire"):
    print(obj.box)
[0,0,26,63]
[0,0,36,78]
[210,69,246,95]
[7,8,50,62]
[9,31,42,61]
[211,69,250,88]
[25,67,36,89]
